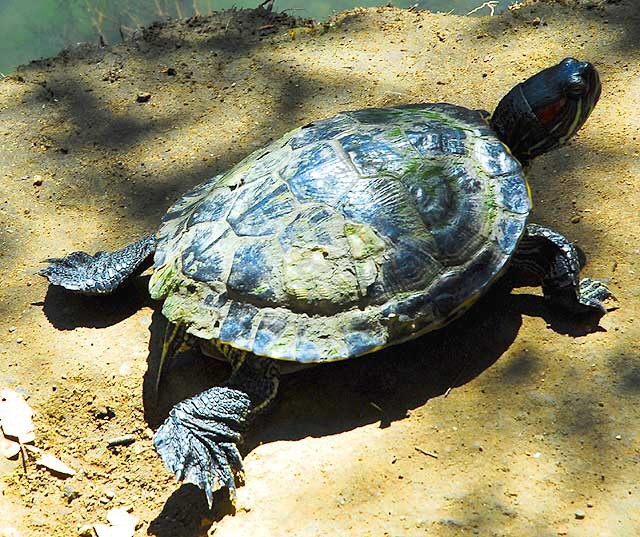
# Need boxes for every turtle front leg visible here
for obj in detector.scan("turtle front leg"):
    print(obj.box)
[511,223,613,315]
[40,233,156,295]
[154,347,280,506]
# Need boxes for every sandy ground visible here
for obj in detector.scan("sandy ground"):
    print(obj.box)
[0,1,638,535]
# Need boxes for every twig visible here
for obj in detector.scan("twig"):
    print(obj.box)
[444,360,469,398]
[19,443,28,475]
[415,446,438,459]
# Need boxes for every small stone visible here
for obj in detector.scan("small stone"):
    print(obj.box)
[77,524,93,537]
[161,67,176,76]
[136,92,151,103]
[32,175,44,186]
[99,496,110,504]
[107,434,136,447]
[615,434,622,440]
[91,406,114,420]
[571,215,581,223]
[587,501,594,508]
[575,509,586,519]
[63,484,81,503]
[16,338,23,344]
[105,490,116,499]
[8,327,16,333]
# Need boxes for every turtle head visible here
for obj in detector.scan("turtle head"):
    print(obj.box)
[490,58,601,164]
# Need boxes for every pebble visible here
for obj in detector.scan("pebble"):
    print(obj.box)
[615,434,622,440]
[8,326,16,333]
[107,434,136,447]
[575,509,586,519]
[571,215,581,223]
[92,406,114,420]
[77,525,93,537]
[63,484,81,503]
[136,92,151,103]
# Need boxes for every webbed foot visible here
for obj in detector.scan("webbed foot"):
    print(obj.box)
[154,386,249,506]
[549,277,615,316]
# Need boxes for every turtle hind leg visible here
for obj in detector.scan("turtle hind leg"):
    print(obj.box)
[154,347,280,507]
[511,223,614,315]
[40,233,156,295]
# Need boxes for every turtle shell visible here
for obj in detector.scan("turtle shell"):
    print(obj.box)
[149,103,531,363]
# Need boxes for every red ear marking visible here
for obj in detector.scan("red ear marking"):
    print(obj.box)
[535,97,567,126]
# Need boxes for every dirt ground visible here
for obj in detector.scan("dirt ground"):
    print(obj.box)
[0,1,638,535]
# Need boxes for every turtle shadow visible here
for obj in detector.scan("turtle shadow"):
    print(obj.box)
[141,287,525,533]
[141,280,607,532]
[40,275,152,330]
[147,484,233,537]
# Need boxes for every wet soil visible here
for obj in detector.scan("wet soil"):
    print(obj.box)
[0,1,638,535]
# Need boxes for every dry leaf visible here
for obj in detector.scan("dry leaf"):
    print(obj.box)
[34,451,76,476]
[24,445,76,476]
[0,435,20,458]
[93,507,137,537]
[0,388,35,443]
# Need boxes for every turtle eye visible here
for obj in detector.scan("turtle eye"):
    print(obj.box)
[566,78,587,97]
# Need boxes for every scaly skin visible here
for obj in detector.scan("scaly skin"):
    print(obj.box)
[511,224,613,314]
[40,233,156,295]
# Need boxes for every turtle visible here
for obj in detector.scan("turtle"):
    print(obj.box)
[41,57,611,506]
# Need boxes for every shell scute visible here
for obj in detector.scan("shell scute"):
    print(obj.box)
[495,214,527,254]
[227,176,295,237]
[227,240,281,303]
[282,142,355,205]
[279,206,338,251]
[497,174,532,214]
[180,225,229,283]
[219,302,260,349]
[288,114,356,150]
[340,127,416,177]
[475,141,521,177]
[186,188,234,227]
[252,312,293,358]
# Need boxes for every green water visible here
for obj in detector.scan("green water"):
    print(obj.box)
[0,0,514,75]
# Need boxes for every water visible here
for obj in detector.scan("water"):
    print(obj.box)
[0,0,515,75]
